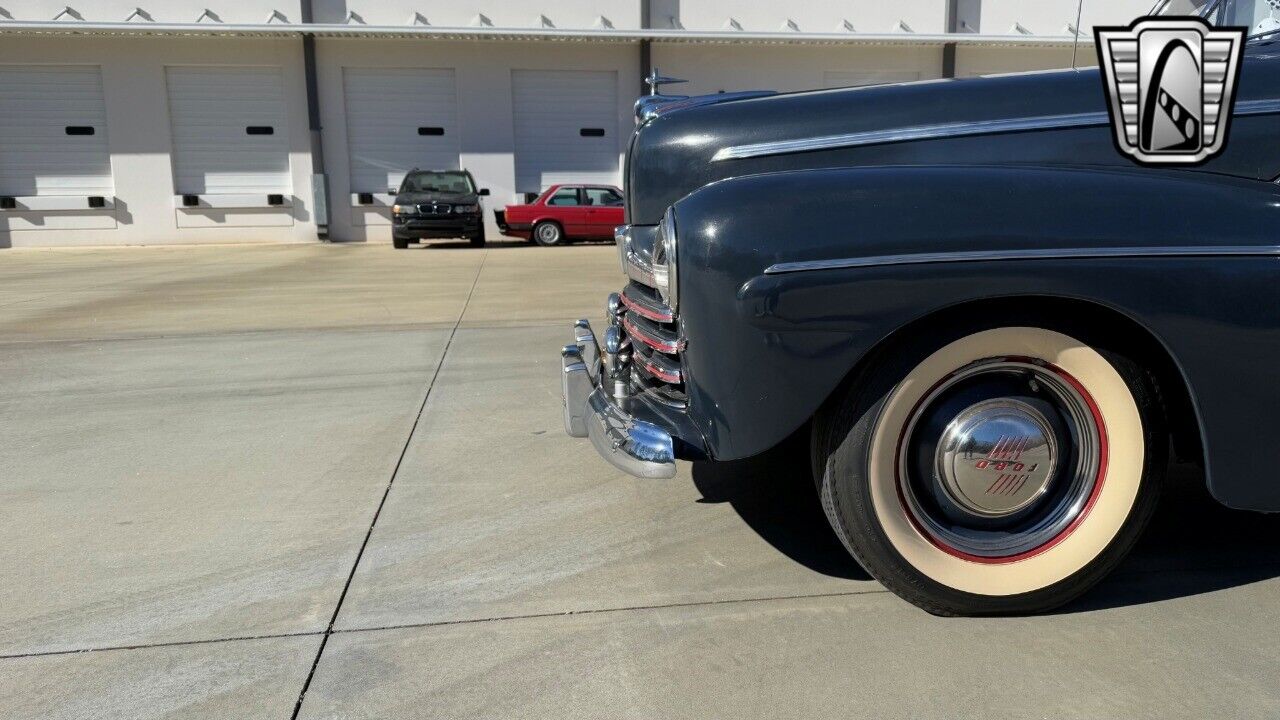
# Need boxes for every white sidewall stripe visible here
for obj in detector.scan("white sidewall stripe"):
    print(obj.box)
[868,327,1144,596]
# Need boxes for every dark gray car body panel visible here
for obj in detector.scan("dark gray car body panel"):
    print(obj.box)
[669,166,1280,510]
[627,40,1280,225]
[619,39,1280,510]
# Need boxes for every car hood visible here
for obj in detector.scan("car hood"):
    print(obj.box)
[394,191,477,204]
[627,49,1280,224]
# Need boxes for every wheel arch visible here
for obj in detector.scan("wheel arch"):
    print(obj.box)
[826,295,1207,473]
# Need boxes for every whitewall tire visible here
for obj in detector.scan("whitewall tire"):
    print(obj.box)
[814,324,1166,615]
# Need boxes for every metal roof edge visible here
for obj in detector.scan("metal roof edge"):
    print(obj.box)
[0,21,1094,47]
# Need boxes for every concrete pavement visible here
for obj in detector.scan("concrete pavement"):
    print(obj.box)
[1,242,1277,719]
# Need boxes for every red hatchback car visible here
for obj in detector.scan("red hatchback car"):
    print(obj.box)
[497,184,625,246]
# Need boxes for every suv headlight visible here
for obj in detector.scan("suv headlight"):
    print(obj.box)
[392,204,418,215]
[453,204,480,214]
[652,210,678,310]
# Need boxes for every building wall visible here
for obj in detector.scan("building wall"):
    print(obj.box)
[315,38,638,242]
[652,43,945,95]
[310,0,641,29]
[10,0,307,23]
[0,35,317,247]
[975,0,1155,36]
[954,45,1082,77]
[0,0,1161,247]
[6,0,1153,34]
[648,0,948,33]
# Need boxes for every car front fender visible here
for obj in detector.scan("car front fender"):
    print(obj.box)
[670,164,1280,508]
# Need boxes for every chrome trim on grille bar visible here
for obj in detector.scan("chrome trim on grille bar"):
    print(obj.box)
[633,346,683,383]
[763,245,1280,275]
[712,98,1280,162]
[623,313,683,354]
[620,285,675,323]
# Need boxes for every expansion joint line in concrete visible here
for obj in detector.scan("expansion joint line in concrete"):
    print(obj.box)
[289,251,489,720]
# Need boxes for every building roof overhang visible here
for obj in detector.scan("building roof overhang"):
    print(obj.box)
[0,21,1095,48]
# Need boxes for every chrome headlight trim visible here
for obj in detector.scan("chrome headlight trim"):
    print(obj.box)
[615,225,631,275]
[653,209,678,311]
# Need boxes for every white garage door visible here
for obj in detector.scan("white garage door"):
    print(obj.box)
[165,66,290,195]
[823,70,922,89]
[0,65,112,196]
[344,68,459,193]
[512,70,618,194]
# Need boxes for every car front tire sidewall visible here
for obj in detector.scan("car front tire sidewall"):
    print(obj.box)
[816,325,1165,615]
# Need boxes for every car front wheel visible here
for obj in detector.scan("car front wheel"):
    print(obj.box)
[532,221,564,246]
[813,324,1165,616]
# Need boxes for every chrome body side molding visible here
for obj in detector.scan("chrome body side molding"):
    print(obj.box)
[763,245,1280,275]
[712,98,1280,162]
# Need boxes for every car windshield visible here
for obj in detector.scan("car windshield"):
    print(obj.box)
[402,171,474,194]
[1152,0,1280,38]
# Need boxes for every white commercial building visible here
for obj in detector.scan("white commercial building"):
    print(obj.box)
[0,0,1152,247]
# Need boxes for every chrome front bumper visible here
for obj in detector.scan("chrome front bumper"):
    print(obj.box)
[561,319,676,479]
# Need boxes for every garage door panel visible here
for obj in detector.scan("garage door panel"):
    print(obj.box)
[512,70,619,193]
[165,66,290,195]
[0,65,112,197]
[344,68,459,196]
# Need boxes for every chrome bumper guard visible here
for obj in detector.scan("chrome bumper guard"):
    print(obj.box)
[561,318,676,479]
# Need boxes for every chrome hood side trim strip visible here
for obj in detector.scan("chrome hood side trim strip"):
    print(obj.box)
[712,98,1280,162]
[763,245,1280,275]
[713,113,1108,161]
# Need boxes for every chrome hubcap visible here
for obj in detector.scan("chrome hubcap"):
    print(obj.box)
[937,399,1058,518]
[897,359,1103,560]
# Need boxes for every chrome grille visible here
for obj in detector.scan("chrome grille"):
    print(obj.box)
[417,203,452,215]
[615,230,685,404]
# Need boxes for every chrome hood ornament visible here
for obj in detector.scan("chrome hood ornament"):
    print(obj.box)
[644,68,687,96]
[635,68,774,126]
[635,67,690,124]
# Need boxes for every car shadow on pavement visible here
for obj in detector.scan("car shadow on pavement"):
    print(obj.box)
[409,239,615,249]
[691,429,871,582]
[693,439,1280,606]
[1059,463,1280,613]
[409,239,529,249]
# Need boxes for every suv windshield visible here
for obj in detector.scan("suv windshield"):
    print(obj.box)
[1153,0,1280,37]
[402,171,475,194]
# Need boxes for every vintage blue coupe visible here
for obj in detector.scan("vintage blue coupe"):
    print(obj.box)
[561,3,1280,615]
